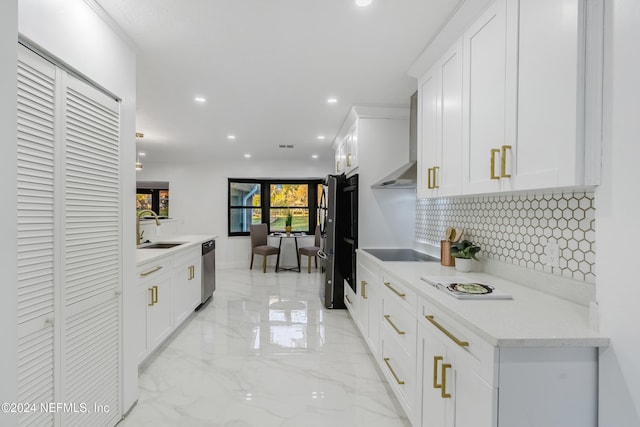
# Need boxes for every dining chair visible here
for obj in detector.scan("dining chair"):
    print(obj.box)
[250,223,280,273]
[298,225,321,273]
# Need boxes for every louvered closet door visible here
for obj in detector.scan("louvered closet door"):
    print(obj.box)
[16,46,56,427]
[60,75,121,427]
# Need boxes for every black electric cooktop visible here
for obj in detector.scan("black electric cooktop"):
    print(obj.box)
[363,249,439,262]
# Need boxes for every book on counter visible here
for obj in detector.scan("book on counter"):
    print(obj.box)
[420,276,513,300]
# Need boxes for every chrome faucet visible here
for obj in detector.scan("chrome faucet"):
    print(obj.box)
[137,209,160,245]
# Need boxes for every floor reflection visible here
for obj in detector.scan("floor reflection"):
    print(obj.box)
[124,268,410,427]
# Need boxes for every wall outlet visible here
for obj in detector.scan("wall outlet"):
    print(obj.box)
[545,241,560,268]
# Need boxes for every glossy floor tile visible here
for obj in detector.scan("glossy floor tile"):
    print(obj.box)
[121,268,410,427]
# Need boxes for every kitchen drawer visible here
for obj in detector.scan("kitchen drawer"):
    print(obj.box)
[380,325,418,425]
[171,245,200,266]
[382,292,417,356]
[137,256,172,285]
[419,296,497,385]
[381,272,417,313]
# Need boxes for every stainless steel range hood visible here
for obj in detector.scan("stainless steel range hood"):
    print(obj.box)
[371,91,418,189]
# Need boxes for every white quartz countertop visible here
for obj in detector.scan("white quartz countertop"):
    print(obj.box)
[359,249,609,348]
[136,234,218,266]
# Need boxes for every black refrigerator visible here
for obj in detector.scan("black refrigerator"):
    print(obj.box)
[319,173,358,309]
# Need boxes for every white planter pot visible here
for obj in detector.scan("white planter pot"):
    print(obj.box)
[454,258,474,273]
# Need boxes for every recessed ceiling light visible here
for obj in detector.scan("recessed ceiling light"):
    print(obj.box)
[317,135,325,140]
[244,154,251,158]
[312,154,319,159]
[327,97,338,104]
[227,135,236,140]
[355,0,372,6]
[138,152,146,156]
[194,96,206,103]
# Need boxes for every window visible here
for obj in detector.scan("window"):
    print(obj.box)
[228,179,322,236]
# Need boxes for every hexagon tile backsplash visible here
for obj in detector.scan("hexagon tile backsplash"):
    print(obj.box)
[416,191,596,283]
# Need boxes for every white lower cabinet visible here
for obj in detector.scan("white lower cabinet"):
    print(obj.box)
[136,258,173,363]
[380,274,419,425]
[353,256,599,427]
[344,280,359,327]
[418,303,496,427]
[145,275,173,353]
[356,256,381,355]
[172,247,202,326]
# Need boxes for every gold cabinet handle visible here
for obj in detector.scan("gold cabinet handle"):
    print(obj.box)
[425,315,469,347]
[501,145,512,178]
[427,167,433,189]
[345,295,353,304]
[441,363,452,398]
[384,315,406,335]
[433,356,443,389]
[432,166,440,189]
[361,280,367,299]
[346,153,352,167]
[148,288,154,306]
[383,358,405,385]
[140,265,163,277]
[490,148,500,179]
[188,265,195,280]
[152,285,158,305]
[384,282,406,298]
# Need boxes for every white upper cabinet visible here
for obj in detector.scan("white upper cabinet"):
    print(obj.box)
[334,124,358,175]
[462,0,511,195]
[417,67,439,198]
[418,40,463,198]
[413,0,603,198]
[511,0,602,190]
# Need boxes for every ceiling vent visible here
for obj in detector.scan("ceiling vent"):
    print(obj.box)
[278,144,295,149]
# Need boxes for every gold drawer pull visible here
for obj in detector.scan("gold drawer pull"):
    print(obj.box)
[140,265,163,277]
[152,285,158,304]
[384,282,406,298]
[345,295,353,305]
[501,145,512,178]
[432,166,440,189]
[383,357,405,385]
[427,167,433,189]
[148,288,154,306]
[384,315,405,335]
[441,363,452,398]
[433,356,443,389]
[361,280,368,299]
[425,315,469,347]
[490,148,500,180]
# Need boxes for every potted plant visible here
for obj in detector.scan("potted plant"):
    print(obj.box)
[450,239,481,273]
[285,210,293,235]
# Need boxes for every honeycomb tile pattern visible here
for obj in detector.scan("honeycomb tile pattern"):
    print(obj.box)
[416,191,596,283]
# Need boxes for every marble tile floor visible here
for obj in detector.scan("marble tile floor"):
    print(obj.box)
[120,268,411,427]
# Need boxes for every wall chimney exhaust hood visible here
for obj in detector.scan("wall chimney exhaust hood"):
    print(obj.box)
[371,91,418,189]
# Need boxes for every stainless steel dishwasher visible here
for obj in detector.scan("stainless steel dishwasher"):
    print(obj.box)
[198,239,215,309]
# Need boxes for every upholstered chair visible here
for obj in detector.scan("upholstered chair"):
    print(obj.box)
[298,225,321,273]
[250,224,280,273]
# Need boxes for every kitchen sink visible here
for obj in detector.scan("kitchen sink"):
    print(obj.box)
[138,242,185,249]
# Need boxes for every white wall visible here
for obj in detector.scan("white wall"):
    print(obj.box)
[18,0,138,414]
[358,117,416,248]
[596,0,640,425]
[0,1,18,426]
[137,158,332,269]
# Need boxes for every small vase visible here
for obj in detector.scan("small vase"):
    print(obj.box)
[285,225,292,236]
[454,258,474,273]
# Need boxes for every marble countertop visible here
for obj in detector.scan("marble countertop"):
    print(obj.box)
[359,249,609,348]
[136,234,218,265]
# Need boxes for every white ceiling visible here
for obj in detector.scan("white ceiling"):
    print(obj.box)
[94,0,461,164]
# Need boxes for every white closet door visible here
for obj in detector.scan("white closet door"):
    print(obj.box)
[60,74,121,427]
[16,46,56,427]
